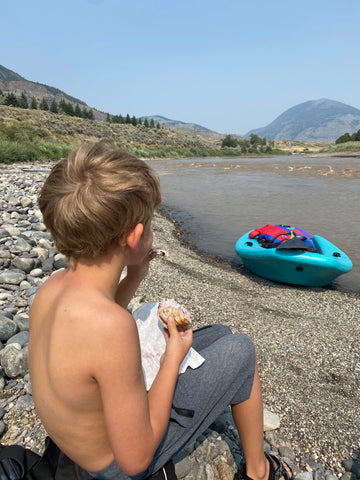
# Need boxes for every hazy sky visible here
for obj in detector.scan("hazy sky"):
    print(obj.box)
[1,0,360,134]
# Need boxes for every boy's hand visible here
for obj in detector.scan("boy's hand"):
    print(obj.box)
[116,254,152,307]
[116,246,158,308]
[126,261,150,284]
[126,246,160,283]
[161,316,193,367]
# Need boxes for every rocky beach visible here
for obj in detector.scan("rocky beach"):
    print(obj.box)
[0,161,359,480]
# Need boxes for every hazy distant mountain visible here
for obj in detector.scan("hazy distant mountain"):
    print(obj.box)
[245,99,360,142]
[140,115,223,140]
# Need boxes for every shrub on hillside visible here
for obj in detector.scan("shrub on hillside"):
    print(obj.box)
[0,140,72,164]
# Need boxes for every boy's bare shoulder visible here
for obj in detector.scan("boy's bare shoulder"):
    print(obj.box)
[32,269,137,342]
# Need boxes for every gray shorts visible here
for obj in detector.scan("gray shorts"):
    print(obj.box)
[90,324,256,480]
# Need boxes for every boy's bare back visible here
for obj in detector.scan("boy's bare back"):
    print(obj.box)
[29,267,137,472]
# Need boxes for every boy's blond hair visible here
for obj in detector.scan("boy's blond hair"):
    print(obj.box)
[39,142,161,269]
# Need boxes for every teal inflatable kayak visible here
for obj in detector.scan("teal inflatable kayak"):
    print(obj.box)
[235,226,352,287]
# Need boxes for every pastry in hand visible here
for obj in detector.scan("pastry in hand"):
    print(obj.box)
[157,299,191,329]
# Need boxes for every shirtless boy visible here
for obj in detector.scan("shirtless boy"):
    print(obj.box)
[29,143,292,480]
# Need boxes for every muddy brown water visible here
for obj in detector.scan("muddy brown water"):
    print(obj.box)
[147,155,360,294]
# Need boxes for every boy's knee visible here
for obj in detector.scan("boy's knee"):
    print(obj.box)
[229,333,255,364]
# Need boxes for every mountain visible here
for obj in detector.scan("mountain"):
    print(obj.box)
[140,115,223,140]
[0,64,107,121]
[245,99,360,142]
[0,64,86,106]
[0,65,221,136]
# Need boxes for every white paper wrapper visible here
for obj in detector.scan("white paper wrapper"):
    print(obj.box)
[133,302,205,390]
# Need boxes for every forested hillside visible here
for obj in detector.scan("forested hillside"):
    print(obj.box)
[0,105,223,163]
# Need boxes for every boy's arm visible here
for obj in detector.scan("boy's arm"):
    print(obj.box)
[94,309,192,476]
[115,268,144,308]
[115,259,151,308]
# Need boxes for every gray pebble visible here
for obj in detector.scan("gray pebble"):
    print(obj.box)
[340,473,357,480]
[0,316,18,343]
[7,331,29,347]
[342,460,360,477]
[13,237,32,253]
[11,257,36,273]
[0,271,26,285]
[0,344,28,378]
[297,473,315,480]
[0,420,6,437]
[13,314,29,331]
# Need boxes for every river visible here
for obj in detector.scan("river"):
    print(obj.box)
[146,155,360,294]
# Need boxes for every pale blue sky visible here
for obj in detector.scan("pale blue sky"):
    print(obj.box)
[1,0,360,134]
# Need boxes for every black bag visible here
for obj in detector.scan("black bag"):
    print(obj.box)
[0,437,95,480]
[55,451,94,480]
[0,436,60,480]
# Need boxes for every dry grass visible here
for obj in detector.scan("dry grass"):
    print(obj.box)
[274,140,331,153]
[0,105,221,161]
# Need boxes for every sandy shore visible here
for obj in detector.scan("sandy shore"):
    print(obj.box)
[306,151,360,158]
[137,209,360,473]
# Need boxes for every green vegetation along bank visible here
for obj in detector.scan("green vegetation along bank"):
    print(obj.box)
[0,105,225,163]
[2,105,359,163]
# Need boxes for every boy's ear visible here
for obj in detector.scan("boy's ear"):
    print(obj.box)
[123,223,144,250]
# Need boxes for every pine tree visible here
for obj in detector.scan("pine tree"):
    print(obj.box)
[353,129,360,141]
[81,107,94,119]
[131,115,138,126]
[144,118,149,127]
[150,118,155,128]
[66,102,74,116]
[125,114,131,124]
[19,93,28,109]
[4,93,18,107]
[30,97,38,109]
[75,104,82,117]
[335,132,351,144]
[39,98,49,111]
[106,113,111,122]
[50,100,58,113]
[58,99,68,114]
[111,114,125,124]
